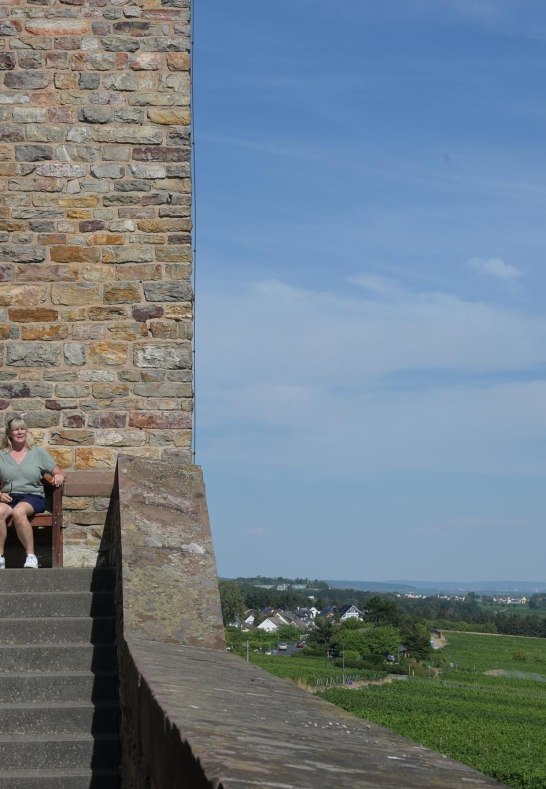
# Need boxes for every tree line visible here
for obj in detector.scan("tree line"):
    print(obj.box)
[220,579,546,640]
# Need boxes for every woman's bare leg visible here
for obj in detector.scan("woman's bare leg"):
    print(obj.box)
[11,502,35,555]
[0,503,11,555]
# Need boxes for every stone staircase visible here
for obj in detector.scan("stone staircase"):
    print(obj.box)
[0,568,120,788]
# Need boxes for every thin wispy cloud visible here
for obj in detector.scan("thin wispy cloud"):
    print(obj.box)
[466,257,523,280]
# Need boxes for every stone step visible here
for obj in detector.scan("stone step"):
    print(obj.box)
[0,644,117,673]
[0,733,119,771]
[0,569,115,594]
[0,767,119,789]
[0,617,115,645]
[0,672,117,704]
[0,592,114,619]
[0,702,119,737]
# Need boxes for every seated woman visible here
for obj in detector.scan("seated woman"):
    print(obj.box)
[0,414,64,569]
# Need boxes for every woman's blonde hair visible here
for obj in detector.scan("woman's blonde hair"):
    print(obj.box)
[1,414,34,451]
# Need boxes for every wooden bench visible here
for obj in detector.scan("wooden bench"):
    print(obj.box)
[30,474,64,567]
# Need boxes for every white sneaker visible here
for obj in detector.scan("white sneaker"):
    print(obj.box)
[0,556,5,570]
[23,554,38,569]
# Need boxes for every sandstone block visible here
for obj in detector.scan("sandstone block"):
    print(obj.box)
[128,93,176,107]
[79,220,104,233]
[88,306,128,321]
[0,54,16,70]
[102,195,140,206]
[0,244,45,263]
[55,384,89,398]
[60,308,87,322]
[4,72,51,90]
[91,163,125,179]
[63,497,92,511]
[129,53,161,70]
[102,144,130,162]
[26,20,90,36]
[14,145,52,161]
[72,324,103,339]
[92,383,130,399]
[17,56,48,75]
[55,73,78,90]
[7,342,60,367]
[21,324,68,341]
[36,163,86,178]
[12,107,46,123]
[62,413,85,428]
[128,411,191,429]
[45,399,78,411]
[79,74,100,90]
[27,126,65,143]
[86,412,126,428]
[133,343,190,369]
[132,146,183,162]
[113,20,164,36]
[0,285,46,307]
[88,342,127,365]
[148,320,177,339]
[79,106,112,124]
[16,265,78,283]
[129,163,166,179]
[143,282,192,302]
[59,195,99,208]
[132,305,164,322]
[167,52,190,71]
[140,37,184,53]
[108,220,135,232]
[155,246,192,263]
[57,144,99,162]
[118,369,141,383]
[93,126,162,144]
[133,382,189,397]
[101,36,140,53]
[51,429,94,446]
[9,177,63,193]
[137,219,186,233]
[47,446,73,468]
[0,382,52,398]
[103,73,137,91]
[75,447,118,468]
[103,282,141,304]
[53,37,82,51]
[95,429,146,447]
[85,52,116,71]
[106,322,147,341]
[114,264,161,281]
[50,246,100,264]
[64,343,87,366]
[20,410,60,428]
[51,283,100,305]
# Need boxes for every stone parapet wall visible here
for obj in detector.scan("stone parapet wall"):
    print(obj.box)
[0,0,192,475]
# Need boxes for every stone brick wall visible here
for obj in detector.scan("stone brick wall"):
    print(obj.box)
[0,0,191,564]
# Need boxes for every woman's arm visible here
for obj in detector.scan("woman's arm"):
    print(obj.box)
[50,465,65,488]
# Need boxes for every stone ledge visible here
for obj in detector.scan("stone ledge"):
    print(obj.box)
[124,637,506,789]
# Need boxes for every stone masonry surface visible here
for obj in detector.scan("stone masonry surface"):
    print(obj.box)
[0,0,191,563]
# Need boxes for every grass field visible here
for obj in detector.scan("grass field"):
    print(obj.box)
[250,654,385,687]
[319,631,546,789]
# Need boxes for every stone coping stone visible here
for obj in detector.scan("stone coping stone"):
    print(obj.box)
[117,457,224,649]
[126,637,506,789]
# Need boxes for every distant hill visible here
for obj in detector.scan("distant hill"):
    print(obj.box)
[328,579,546,595]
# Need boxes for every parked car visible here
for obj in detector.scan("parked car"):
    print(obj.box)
[296,641,305,648]
[278,642,288,651]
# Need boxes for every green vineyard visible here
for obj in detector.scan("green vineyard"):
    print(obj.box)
[320,632,546,789]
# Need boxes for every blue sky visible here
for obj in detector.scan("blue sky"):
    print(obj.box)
[194,0,546,582]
